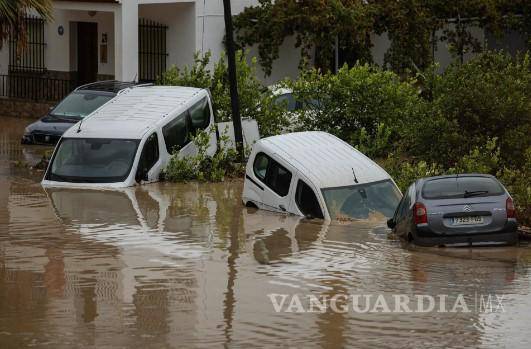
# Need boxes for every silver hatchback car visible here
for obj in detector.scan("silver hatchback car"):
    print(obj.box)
[387,174,518,246]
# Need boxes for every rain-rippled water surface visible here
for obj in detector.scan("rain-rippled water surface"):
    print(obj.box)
[1,117,531,348]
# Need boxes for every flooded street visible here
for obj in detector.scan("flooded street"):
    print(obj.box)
[1,117,531,348]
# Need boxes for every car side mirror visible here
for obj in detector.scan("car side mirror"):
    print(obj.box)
[387,218,396,229]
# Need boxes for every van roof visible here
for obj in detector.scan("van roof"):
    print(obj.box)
[259,131,391,189]
[63,86,206,139]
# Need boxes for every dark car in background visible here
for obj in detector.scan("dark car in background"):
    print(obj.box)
[21,81,142,145]
[387,174,518,246]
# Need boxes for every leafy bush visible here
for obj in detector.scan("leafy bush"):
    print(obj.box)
[159,50,289,136]
[421,51,531,168]
[380,155,443,192]
[381,139,530,225]
[162,129,244,183]
[285,63,426,158]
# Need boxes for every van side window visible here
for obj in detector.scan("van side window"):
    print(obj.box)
[189,97,211,135]
[253,152,292,197]
[253,153,269,180]
[295,180,324,219]
[265,160,292,197]
[136,133,159,182]
[162,112,189,153]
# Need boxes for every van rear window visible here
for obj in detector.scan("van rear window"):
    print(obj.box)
[422,177,504,199]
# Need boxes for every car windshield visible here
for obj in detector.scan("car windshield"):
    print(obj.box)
[422,176,504,199]
[48,138,139,183]
[50,92,113,119]
[322,180,402,220]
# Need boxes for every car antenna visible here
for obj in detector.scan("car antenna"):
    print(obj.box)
[352,168,359,183]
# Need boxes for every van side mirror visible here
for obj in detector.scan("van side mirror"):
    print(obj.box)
[387,218,396,229]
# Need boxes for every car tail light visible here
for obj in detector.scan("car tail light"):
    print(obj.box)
[414,202,428,224]
[506,197,516,219]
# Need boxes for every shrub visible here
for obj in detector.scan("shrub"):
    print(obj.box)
[162,129,244,183]
[424,51,531,168]
[285,63,427,158]
[160,50,289,137]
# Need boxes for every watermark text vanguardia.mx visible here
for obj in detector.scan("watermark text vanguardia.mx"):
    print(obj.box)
[268,293,505,313]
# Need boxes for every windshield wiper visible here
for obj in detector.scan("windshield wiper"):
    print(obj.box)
[464,190,488,198]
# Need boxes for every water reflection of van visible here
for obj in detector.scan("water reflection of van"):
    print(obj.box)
[42,86,217,188]
[242,132,402,221]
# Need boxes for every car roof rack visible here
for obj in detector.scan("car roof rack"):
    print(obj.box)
[74,80,147,94]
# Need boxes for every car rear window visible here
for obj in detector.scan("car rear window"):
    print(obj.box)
[422,177,504,199]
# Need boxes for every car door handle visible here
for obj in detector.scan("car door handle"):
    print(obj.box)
[279,204,286,212]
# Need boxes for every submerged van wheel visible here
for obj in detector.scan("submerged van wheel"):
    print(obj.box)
[245,201,258,209]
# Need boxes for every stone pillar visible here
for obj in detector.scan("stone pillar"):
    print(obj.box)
[114,0,139,82]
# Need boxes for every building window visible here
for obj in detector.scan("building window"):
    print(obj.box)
[9,16,46,73]
[139,18,168,82]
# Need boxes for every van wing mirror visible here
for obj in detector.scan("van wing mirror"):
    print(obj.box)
[387,218,396,229]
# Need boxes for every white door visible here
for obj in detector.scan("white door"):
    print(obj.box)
[252,152,295,213]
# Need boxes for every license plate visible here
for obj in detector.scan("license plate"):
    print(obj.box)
[452,216,483,225]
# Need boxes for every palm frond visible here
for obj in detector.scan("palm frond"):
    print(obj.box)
[0,0,52,50]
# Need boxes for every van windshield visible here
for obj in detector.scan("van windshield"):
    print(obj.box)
[322,180,402,220]
[48,138,139,183]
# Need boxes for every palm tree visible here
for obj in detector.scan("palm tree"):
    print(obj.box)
[0,0,52,50]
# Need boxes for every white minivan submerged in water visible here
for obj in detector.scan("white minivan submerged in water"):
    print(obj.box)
[42,86,218,188]
[242,132,403,221]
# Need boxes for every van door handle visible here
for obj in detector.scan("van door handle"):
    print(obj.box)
[279,204,286,212]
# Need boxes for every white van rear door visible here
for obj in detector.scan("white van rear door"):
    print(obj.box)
[217,119,260,151]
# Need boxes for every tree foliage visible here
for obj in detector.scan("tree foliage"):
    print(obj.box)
[234,0,529,75]
[159,51,289,136]
[0,0,52,49]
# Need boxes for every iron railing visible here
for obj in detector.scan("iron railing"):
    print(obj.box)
[0,74,75,102]
[139,18,168,82]
[9,16,46,73]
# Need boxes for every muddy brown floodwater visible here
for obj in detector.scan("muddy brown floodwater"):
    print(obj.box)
[1,116,531,349]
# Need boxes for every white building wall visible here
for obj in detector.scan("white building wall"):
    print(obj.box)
[195,0,301,85]
[139,1,196,69]
[48,8,115,76]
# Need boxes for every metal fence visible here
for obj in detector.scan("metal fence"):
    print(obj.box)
[9,16,46,73]
[139,18,168,82]
[0,74,74,102]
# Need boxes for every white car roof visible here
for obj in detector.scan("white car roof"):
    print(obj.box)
[258,131,391,189]
[63,86,206,139]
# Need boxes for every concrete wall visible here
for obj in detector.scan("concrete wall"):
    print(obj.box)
[0,98,54,119]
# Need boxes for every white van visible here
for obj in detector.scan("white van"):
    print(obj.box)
[42,86,217,188]
[242,131,403,221]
